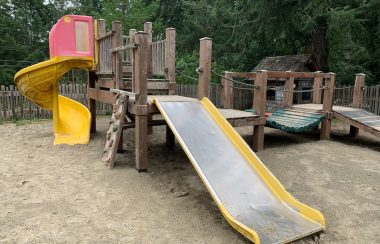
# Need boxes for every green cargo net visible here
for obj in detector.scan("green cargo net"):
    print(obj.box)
[266,109,324,133]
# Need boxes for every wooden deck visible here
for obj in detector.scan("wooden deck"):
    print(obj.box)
[291,104,380,137]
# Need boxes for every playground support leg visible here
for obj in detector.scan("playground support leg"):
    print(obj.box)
[88,71,96,133]
[253,125,264,152]
[117,132,124,153]
[349,126,359,137]
[135,115,148,172]
[320,119,331,140]
[147,115,153,135]
[166,125,175,147]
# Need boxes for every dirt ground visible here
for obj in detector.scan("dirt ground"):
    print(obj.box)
[0,117,379,244]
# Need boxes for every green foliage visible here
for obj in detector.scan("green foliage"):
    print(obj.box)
[0,0,379,86]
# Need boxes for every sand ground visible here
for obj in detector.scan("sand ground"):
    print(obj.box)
[0,118,379,243]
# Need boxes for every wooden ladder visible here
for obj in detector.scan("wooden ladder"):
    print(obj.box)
[102,92,129,169]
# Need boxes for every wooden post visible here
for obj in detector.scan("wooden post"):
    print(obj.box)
[350,73,366,136]
[112,21,123,89]
[221,72,234,109]
[198,37,212,99]
[144,23,153,135]
[129,29,137,91]
[134,32,149,172]
[312,71,323,104]
[144,22,153,79]
[165,28,176,95]
[97,19,106,71]
[88,71,97,132]
[284,73,294,107]
[252,70,267,151]
[320,73,336,140]
[352,73,365,108]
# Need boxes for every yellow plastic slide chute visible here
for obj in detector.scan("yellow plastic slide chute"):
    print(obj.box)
[14,56,94,145]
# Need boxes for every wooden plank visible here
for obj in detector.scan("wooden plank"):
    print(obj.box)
[198,37,212,99]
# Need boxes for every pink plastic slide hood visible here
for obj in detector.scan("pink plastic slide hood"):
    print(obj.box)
[49,15,94,58]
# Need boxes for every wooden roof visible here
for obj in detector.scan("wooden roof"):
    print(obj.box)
[253,54,316,72]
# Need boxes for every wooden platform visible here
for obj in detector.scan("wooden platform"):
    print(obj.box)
[291,104,380,137]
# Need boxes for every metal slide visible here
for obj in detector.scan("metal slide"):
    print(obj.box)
[14,56,93,145]
[154,97,325,244]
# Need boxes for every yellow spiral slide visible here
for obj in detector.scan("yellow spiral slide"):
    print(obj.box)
[14,56,94,145]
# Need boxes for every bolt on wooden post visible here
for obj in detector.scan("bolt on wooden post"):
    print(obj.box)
[198,37,212,99]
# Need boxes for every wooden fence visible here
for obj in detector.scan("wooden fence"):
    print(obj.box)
[333,85,380,115]
[1,83,379,122]
[0,84,112,122]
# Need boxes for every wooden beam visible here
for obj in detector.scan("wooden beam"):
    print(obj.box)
[312,71,323,104]
[267,71,330,79]
[320,73,336,140]
[198,37,212,99]
[229,72,256,79]
[144,22,153,78]
[88,88,115,104]
[165,28,176,95]
[98,79,115,89]
[121,81,171,90]
[134,31,149,172]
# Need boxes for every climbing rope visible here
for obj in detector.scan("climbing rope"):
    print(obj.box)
[175,69,198,82]
[211,69,258,88]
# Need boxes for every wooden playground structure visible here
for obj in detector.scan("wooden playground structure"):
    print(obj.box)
[88,20,264,171]
[88,19,379,172]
